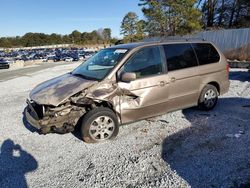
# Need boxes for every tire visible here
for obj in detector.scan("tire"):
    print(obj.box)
[198,84,218,111]
[81,107,119,143]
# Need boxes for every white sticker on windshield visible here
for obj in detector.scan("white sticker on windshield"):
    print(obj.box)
[114,49,127,54]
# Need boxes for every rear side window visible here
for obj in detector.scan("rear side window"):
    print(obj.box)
[163,44,198,71]
[192,43,220,65]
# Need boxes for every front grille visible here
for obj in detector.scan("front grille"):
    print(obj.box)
[26,99,44,119]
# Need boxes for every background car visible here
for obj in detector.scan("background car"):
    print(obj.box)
[0,59,11,69]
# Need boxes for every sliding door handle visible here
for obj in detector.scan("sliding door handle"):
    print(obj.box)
[170,77,176,82]
[159,81,170,86]
[159,81,166,87]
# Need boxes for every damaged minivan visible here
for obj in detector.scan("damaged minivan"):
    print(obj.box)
[25,40,230,143]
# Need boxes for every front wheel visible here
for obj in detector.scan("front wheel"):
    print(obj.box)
[198,84,218,110]
[81,107,119,143]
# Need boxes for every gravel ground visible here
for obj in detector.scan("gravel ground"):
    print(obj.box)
[0,64,249,188]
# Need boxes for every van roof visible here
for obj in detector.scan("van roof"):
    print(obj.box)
[111,38,208,50]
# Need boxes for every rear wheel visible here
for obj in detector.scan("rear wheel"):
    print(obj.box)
[198,84,218,110]
[81,107,119,143]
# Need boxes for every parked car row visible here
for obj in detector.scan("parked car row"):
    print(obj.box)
[0,48,97,63]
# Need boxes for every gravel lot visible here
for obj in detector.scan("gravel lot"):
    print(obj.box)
[0,64,249,188]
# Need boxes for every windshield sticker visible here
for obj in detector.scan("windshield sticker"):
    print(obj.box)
[114,49,127,54]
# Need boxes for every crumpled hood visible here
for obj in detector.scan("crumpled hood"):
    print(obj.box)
[30,73,97,106]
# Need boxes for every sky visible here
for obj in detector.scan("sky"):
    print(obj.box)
[0,0,144,38]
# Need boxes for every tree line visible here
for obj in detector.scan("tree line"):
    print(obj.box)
[0,28,114,48]
[121,0,250,42]
[1,1,249,47]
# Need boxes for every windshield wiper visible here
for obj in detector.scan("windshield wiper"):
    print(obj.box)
[71,73,98,81]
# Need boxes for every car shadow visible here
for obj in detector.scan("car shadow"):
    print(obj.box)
[161,97,250,188]
[229,70,250,82]
[0,139,38,188]
[71,118,83,141]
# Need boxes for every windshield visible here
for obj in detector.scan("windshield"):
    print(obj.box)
[72,48,128,80]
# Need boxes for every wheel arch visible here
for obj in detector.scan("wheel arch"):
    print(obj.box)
[200,81,220,96]
[206,81,220,95]
[94,100,122,124]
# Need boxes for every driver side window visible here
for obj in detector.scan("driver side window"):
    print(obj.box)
[121,46,163,79]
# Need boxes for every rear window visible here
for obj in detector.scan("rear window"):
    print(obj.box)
[163,43,198,71]
[192,43,220,65]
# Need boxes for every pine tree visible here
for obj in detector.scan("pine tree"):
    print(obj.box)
[102,28,111,44]
[201,0,250,28]
[135,20,146,40]
[140,0,169,36]
[139,0,202,36]
[120,12,139,42]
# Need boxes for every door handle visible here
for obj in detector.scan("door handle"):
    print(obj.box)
[170,77,176,82]
[159,81,170,87]
[159,81,166,87]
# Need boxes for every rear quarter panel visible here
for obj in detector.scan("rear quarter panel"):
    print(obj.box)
[197,46,230,96]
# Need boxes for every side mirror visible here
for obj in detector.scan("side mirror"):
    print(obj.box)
[121,72,136,82]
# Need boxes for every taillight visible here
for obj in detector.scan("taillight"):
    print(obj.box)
[226,64,230,74]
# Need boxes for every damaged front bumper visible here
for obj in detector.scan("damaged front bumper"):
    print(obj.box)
[25,99,85,134]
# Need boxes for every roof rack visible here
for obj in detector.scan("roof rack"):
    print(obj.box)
[143,36,206,43]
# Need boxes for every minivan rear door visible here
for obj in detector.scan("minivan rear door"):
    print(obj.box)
[163,43,201,111]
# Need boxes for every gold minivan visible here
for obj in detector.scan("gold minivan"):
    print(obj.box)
[25,40,230,143]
